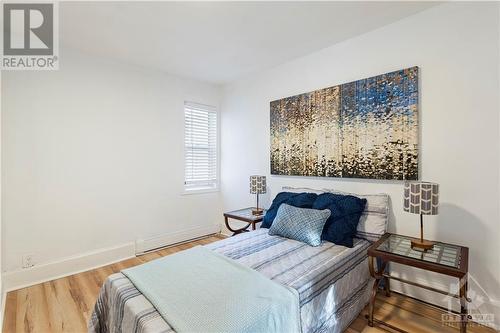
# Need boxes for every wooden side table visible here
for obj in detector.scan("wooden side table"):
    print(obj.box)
[367,233,470,333]
[223,207,266,236]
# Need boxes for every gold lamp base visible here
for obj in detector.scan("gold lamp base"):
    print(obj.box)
[411,239,434,251]
[410,213,435,251]
[252,208,264,216]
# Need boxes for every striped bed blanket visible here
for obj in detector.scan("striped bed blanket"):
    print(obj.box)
[89,228,373,333]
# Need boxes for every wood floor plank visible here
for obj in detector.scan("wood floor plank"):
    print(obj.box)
[14,288,32,333]
[42,281,65,333]
[350,314,370,332]
[46,278,87,332]
[3,291,17,332]
[2,234,496,333]
[137,251,162,263]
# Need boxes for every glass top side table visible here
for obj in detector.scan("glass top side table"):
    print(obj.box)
[377,233,462,268]
[367,233,469,333]
[223,207,266,235]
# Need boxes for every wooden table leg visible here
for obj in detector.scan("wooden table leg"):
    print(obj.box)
[384,262,391,297]
[460,275,468,333]
[224,216,251,236]
[368,278,378,326]
[368,256,387,327]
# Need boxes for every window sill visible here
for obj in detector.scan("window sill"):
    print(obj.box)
[182,188,219,195]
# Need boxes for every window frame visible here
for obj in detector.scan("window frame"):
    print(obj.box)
[183,101,220,195]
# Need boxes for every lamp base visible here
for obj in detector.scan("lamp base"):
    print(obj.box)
[411,239,434,251]
[252,208,264,216]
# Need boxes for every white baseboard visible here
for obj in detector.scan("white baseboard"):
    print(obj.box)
[135,225,220,254]
[3,242,136,292]
[2,225,221,292]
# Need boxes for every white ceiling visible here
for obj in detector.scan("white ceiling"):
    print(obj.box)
[60,2,437,84]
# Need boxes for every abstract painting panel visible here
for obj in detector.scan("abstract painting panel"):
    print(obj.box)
[270,67,418,180]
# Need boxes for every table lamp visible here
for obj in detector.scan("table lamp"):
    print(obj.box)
[250,175,266,216]
[403,181,439,251]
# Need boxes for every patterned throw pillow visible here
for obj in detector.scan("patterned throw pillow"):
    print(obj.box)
[312,193,367,248]
[268,204,331,247]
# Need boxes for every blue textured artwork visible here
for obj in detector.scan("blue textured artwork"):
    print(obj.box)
[270,67,418,180]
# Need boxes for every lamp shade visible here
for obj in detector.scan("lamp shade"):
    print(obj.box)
[403,181,439,215]
[250,175,266,194]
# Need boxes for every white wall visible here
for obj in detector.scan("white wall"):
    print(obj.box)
[2,47,222,286]
[221,2,500,326]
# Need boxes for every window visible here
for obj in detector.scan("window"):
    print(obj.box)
[184,102,218,192]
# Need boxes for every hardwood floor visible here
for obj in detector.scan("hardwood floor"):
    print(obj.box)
[2,235,496,333]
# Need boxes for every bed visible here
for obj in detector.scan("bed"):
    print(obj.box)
[90,190,388,333]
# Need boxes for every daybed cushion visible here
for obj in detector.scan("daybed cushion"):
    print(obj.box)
[268,204,330,246]
[261,192,317,228]
[312,193,367,248]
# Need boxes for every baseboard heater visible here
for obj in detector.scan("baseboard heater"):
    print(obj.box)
[135,225,221,254]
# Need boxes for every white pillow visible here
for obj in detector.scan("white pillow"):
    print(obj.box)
[323,189,389,241]
[281,186,325,194]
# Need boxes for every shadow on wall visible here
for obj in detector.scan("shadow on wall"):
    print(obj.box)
[436,203,500,322]
[385,195,397,233]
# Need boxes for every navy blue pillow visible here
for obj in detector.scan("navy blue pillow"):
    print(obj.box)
[312,193,367,248]
[261,192,318,229]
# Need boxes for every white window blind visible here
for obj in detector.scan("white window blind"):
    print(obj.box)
[184,102,218,191]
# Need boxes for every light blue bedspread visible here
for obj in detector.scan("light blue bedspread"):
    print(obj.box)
[122,245,301,333]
